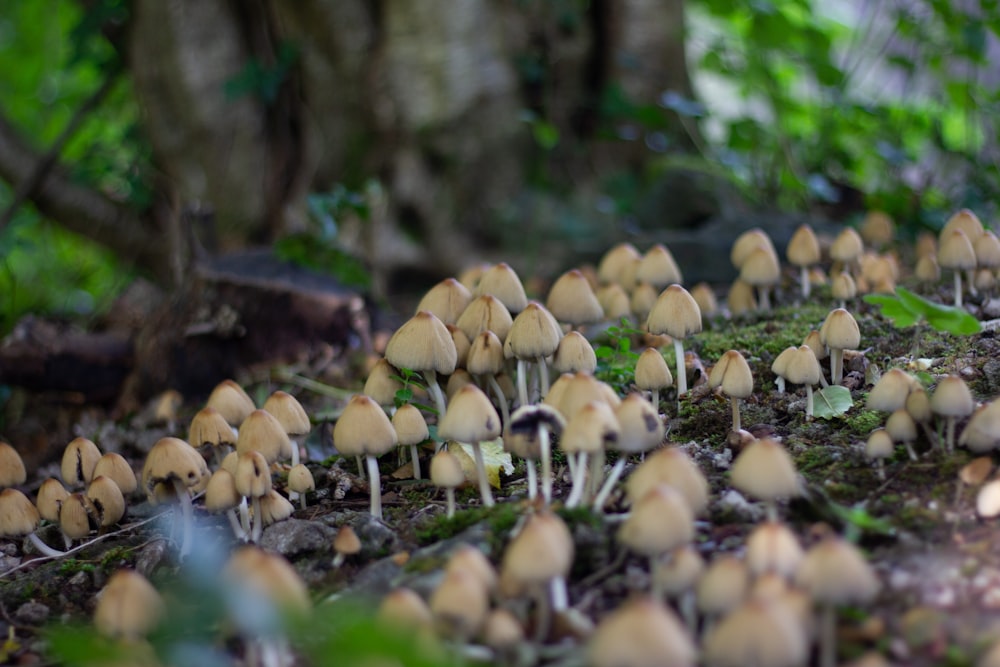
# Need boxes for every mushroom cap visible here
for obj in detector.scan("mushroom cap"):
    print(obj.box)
[867,368,915,412]
[960,456,994,486]
[61,437,102,488]
[618,484,694,557]
[727,279,758,314]
[731,229,777,270]
[416,277,473,325]
[831,271,858,301]
[259,489,294,526]
[552,331,597,375]
[466,330,506,376]
[860,210,895,246]
[0,488,40,537]
[429,567,489,640]
[938,228,977,270]
[455,294,514,343]
[795,534,879,605]
[446,544,498,593]
[363,358,404,407]
[206,379,256,427]
[646,284,703,340]
[885,409,918,444]
[546,269,604,326]
[702,598,808,667]
[614,393,665,454]
[333,525,362,556]
[560,401,620,455]
[188,407,237,448]
[931,375,975,418]
[709,350,754,399]
[739,246,781,287]
[204,469,241,513]
[653,544,705,597]
[587,596,695,667]
[597,242,642,286]
[36,478,70,522]
[830,227,864,263]
[377,588,433,633]
[392,403,429,446]
[626,446,708,515]
[430,449,466,489]
[690,281,718,318]
[915,254,941,283]
[635,348,674,392]
[59,493,93,540]
[236,409,292,464]
[92,453,138,495]
[505,301,562,360]
[819,308,861,350]
[501,511,574,587]
[483,608,524,652]
[783,346,821,386]
[385,310,458,376]
[0,442,26,488]
[287,463,315,494]
[86,475,126,527]
[333,394,398,457]
[865,429,895,461]
[630,282,659,321]
[960,399,1000,453]
[447,325,471,368]
[224,545,310,614]
[696,556,749,616]
[234,450,273,498]
[438,384,501,443]
[636,244,683,288]
[942,208,984,239]
[976,479,1000,518]
[974,231,1000,268]
[596,284,632,321]
[94,569,165,640]
[141,437,210,499]
[745,521,804,578]
[262,391,311,436]
[550,372,621,421]
[906,385,933,423]
[445,369,474,399]
[786,224,821,267]
[729,438,800,502]
[802,329,827,362]
[771,346,796,380]
[474,262,528,315]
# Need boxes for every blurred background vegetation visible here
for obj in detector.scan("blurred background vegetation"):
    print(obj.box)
[0,0,997,332]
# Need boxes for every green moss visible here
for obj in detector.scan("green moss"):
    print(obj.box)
[696,302,829,361]
[842,406,884,439]
[414,502,520,548]
[57,559,96,577]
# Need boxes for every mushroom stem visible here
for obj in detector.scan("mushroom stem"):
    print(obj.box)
[445,488,456,518]
[650,388,660,412]
[586,449,605,503]
[904,441,918,461]
[486,375,510,427]
[226,509,248,541]
[367,454,383,520]
[945,416,956,454]
[171,477,195,558]
[758,286,771,310]
[516,360,530,408]
[533,585,551,644]
[251,495,263,544]
[776,377,785,394]
[539,427,553,505]
[423,370,448,418]
[650,555,664,602]
[239,497,251,536]
[409,443,422,481]
[594,457,627,511]
[550,576,569,612]
[830,348,844,385]
[819,603,837,667]
[290,439,300,468]
[730,395,742,433]
[954,270,963,307]
[800,265,810,299]
[526,459,538,501]
[536,357,550,400]
[766,499,778,523]
[876,458,885,481]
[27,532,68,558]
[356,455,366,480]
[332,552,346,568]
[673,339,687,400]
[805,383,814,420]
[470,442,495,508]
[565,452,588,508]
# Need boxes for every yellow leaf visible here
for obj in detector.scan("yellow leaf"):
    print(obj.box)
[446,438,513,489]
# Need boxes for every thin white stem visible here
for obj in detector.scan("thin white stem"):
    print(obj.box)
[904,441,918,461]
[876,458,885,481]
[239,497,251,536]
[820,604,837,667]
[550,576,569,612]
[565,452,588,508]
[172,478,194,558]
[526,459,538,501]
[367,455,383,520]
[805,384,814,419]
[539,427,552,505]
[424,370,448,418]
[594,458,627,511]
[26,532,67,558]
[946,417,956,454]
[758,286,771,310]
[471,442,495,508]
[486,375,510,427]
[537,358,550,399]
[730,395,741,433]
[446,488,456,518]
[800,265,810,299]
[251,495,263,544]
[409,443,422,480]
[516,360,529,408]
[954,270,963,307]
[356,455,366,480]
[586,449,605,504]
[673,338,687,398]
[831,348,844,385]
[290,439,300,467]
[226,509,248,541]
[776,377,785,394]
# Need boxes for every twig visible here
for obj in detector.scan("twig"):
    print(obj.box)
[270,368,354,400]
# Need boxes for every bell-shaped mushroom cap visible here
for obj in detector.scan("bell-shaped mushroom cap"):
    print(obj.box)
[960,399,1000,453]
[378,587,433,633]
[727,279,758,314]
[938,228,977,270]
[546,269,604,326]
[730,228,777,270]
[830,227,864,264]
[942,208,984,239]
[141,437,210,499]
[786,224,821,267]
[550,372,620,420]
[860,210,895,246]
[0,488,40,537]
[730,438,800,502]
[220,450,239,477]
[709,350,754,399]
[867,368,915,412]
[820,308,861,350]
[702,599,808,667]
[206,379,256,427]
[885,409,918,443]
[931,375,975,418]
[552,331,597,375]
[224,545,310,614]
[61,437,102,488]
[654,544,704,597]
[915,254,941,283]
[287,463,315,495]
[36,478,69,522]
[626,446,708,515]
[587,596,695,667]
[596,284,632,321]
[771,346,796,382]
[417,277,473,325]
[618,484,694,557]
[646,284,702,340]
[906,385,933,424]
[364,358,404,407]
[690,281,718,318]
[597,242,642,286]
[561,401,621,455]
[59,493,93,540]
[795,533,879,605]
[438,384,501,443]
[447,325,471,368]
[430,567,489,639]
[466,330,506,377]
[446,544,498,593]
[697,555,749,616]
[234,450,272,498]
[614,393,665,454]
[974,231,1000,268]
[0,442,26,488]
[501,511,574,588]
[505,301,562,361]
[262,391,311,437]
[745,521,804,578]
[385,310,458,376]
[392,403,429,446]
[333,394,398,457]
[739,246,781,288]
[636,244,683,288]
[86,475,126,527]
[635,348,673,393]
[784,346,821,386]
[333,525,362,558]
[94,569,165,640]
[865,428,894,461]
[188,407,237,449]
[430,449,466,489]
[630,282,659,321]
[802,330,827,362]
[235,409,292,464]
[831,271,857,301]
[92,453,138,496]
[259,489,294,526]
[483,608,524,652]
[475,262,528,315]
[456,294,514,343]
[976,479,1000,518]
[204,469,241,513]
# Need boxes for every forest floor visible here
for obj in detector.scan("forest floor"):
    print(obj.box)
[1,278,1000,667]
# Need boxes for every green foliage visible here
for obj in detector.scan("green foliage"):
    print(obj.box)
[812,385,854,420]
[593,319,643,393]
[864,286,982,335]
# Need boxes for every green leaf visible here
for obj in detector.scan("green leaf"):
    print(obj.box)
[862,294,920,328]
[894,287,982,335]
[813,385,853,419]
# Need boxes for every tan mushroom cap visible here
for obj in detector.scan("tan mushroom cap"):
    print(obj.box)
[36,478,70,522]
[262,391,311,436]
[730,228,777,270]
[59,493,93,540]
[786,224,821,267]
[552,330,597,375]
[206,379,256,427]
[831,271,857,301]
[234,450,272,499]
[885,409,918,444]
[597,242,642,286]
[931,375,975,418]
[0,488,40,537]
[446,544,498,593]
[475,262,528,315]
[224,546,310,614]
[505,301,562,360]
[385,310,458,376]
[915,254,941,283]
[438,384,501,443]
[865,428,894,460]
[446,368,474,399]
[727,278,757,314]
[960,399,1000,453]
[560,401,621,456]
[709,349,754,399]
[976,479,1000,518]
[466,330,506,377]
[86,475,126,527]
[690,281,718,318]
[0,442,26,488]
[974,231,1000,268]
[430,449,466,489]
[447,325,471,368]
[392,403,429,446]
[646,284,702,339]
[596,283,632,321]
[550,372,620,421]
[702,598,808,667]
[333,524,362,557]
[204,469,241,513]
[942,208,985,239]
[235,409,292,463]
[92,453,138,495]
[830,227,864,264]
[626,446,708,515]
[483,608,524,652]
[188,407,237,448]
[333,394,398,457]
[795,533,879,605]
[430,567,490,639]
[378,587,433,632]
[618,484,694,557]
[820,307,861,350]
[417,277,473,325]
[739,246,781,287]
[860,210,895,246]
[635,348,673,392]
[938,228,977,270]
[636,244,683,287]
[94,569,165,640]
[587,596,696,667]
[61,437,102,488]
[614,393,665,454]
[802,329,827,362]
[455,294,514,343]
[363,358,404,407]
[654,544,705,597]
[287,463,315,495]
[141,437,210,499]
[630,282,659,321]
[867,368,915,412]
[783,346,821,386]
[745,521,804,578]
[546,269,604,326]
[697,555,749,616]
[501,511,574,588]
[771,346,796,381]
[730,438,800,502]
[259,489,294,525]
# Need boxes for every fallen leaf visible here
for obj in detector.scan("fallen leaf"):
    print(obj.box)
[447,438,514,489]
[813,385,853,419]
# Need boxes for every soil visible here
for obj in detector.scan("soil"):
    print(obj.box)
[2,277,1000,667]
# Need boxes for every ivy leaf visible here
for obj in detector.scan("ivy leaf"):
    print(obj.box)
[813,385,853,419]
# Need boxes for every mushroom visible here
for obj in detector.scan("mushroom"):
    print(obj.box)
[960,398,1000,453]
[864,429,894,481]
[205,379,256,434]
[35,478,70,523]
[730,437,801,521]
[830,227,864,276]
[286,464,315,510]
[363,358,405,413]
[430,449,465,518]
[94,569,165,641]
[392,403,430,480]
[508,403,565,504]
[0,488,66,557]
[745,520,803,580]
[236,409,292,465]
[819,308,860,385]
[467,330,512,427]
[91,453,138,496]
[630,282,659,322]
[727,278,757,315]
[938,228,977,306]
[831,271,857,309]
[646,284,702,400]
[786,224,821,299]
[417,277,473,325]
[561,401,620,508]
[708,350,754,433]
[483,608,525,665]
[505,301,563,406]
[0,442,26,489]
[377,587,434,634]
[385,310,458,417]
[61,437,102,489]
[625,446,708,516]
[546,268,604,329]
[332,525,361,568]
[332,395,398,520]
[885,408,919,461]
[59,492,94,546]
[860,210,895,247]
[587,597,695,667]
[702,598,808,667]
[234,450,272,544]
[867,368,915,413]
[652,544,704,630]
[618,484,694,599]
[188,406,237,465]
[141,437,210,558]
[593,392,665,510]
[597,242,642,287]
[635,346,676,410]
[636,243,683,289]
[437,384,502,508]
[475,262,528,315]
[596,284,632,322]
[957,456,993,518]
[696,555,749,635]
[429,566,489,643]
[86,475,126,530]
[204,468,249,541]
[262,390,311,468]
[931,375,974,454]
[784,345,822,420]
[771,346,796,395]
[551,330,598,376]
[740,246,781,310]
